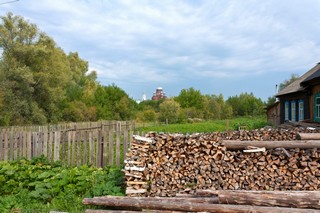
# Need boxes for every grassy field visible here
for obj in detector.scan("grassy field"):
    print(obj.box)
[135,116,269,134]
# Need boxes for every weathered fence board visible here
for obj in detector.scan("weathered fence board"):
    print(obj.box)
[0,121,136,167]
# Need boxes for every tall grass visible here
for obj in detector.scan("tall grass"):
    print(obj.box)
[135,116,269,134]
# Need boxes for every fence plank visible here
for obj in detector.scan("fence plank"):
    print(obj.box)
[3,132,8,161]
[43,131,48,157]
[27,132,32,160]
[108,130,114,165]
[83,130,88,165]
[71,131,76,166]
[22,131,27,158]
[0,131,3,161]
[54,131,60,161]
[89,131,94,165]
[116,123,121,166]
[96,130,102,167]
[9,132,14,160]
[76,131,81,166]
[102,130,108,167]
[47,132,53,161]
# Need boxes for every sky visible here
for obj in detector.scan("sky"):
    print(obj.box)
[2,0,320,102]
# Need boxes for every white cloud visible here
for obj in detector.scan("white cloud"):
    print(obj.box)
[3,0,320,100]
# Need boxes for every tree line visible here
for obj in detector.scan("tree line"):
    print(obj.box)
[0,13,266,126]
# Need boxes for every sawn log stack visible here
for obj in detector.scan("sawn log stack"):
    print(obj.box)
[125,128,320,197]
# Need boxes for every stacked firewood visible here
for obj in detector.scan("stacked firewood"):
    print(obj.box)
[124,128,320,197]
[124,134,154,196]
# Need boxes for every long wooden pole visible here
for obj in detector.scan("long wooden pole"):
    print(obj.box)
[196,190,320,209]
[83,196,319,213]
[222,140,320,150]
[297,133,320,140]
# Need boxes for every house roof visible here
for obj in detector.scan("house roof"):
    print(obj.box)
[276,63,320,97]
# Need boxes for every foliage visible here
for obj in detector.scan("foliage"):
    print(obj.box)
[158,99,181,124]
[136,116,268,134]
[279,73,299,91]
[226,92,265,117]
[174,87,205,119]
[94,84,137,120]
[0,156,124,213]
[0,13,137,125]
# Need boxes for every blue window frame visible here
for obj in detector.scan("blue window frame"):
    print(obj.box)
[285,101,290,121]
[298,100,304,121]
[291,100,296,121]
[314,93,320,122]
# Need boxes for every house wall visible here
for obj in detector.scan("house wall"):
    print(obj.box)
[279,93,309,124]
[266,102,280,126]
[310,84,320,121]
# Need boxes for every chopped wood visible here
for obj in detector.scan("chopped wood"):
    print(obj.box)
[126,181,148,185]
[133,135,153,143]
[124,166,145,172]
[243,147,266,153]
[124,130,320,197]
[125,189,147,194]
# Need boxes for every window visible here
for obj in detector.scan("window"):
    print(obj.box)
[285,101,289,121]
[291,101,296,121]
[299,100,304,121]
[316,97,320,119]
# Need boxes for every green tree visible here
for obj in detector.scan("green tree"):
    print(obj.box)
[94,84,137,120]
[158,99,181,124]
[0,13,72,124]
[279,74,299,91]
[0,13,99,125]
[175,87,203,109]
[226,92,264,117]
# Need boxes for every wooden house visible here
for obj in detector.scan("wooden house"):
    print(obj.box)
[276,63,320,124]
[266,101,280,126]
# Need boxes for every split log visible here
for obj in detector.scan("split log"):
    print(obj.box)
[222,140,320,150]
[196,190,320,209]
[82,196,319,213]
[297,133,320,140]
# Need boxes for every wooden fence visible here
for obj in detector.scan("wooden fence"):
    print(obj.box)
[0,121,138,167]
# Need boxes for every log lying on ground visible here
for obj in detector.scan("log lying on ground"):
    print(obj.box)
[196,190,320,209]
[83,196,320,213]
[85,210,186,213]
[297,133,320,140]
[222,140,320,150]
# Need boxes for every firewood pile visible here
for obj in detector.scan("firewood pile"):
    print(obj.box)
[124,128,320,197]
[83,127,320,212]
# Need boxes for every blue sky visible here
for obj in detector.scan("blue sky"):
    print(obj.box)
[2,0,320,102]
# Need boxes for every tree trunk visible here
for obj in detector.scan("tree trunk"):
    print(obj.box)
[196,190,320,209]
[222,140,320,150]
[83,196,319,213]
[297,133,320,140]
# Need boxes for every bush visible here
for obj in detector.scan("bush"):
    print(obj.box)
[0,156,124,212]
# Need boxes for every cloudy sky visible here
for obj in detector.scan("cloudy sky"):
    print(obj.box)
[2,0,320,101]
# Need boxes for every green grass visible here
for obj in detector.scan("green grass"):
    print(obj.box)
[135,116,269,134]
[0,156,125,213]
